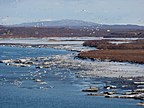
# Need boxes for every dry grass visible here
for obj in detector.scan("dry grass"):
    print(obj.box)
[78,50,144,64]
[0,26,144,38]
[80,39,144,64]
[83,39,144,49]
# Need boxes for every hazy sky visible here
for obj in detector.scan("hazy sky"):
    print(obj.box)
[0,0,144,25]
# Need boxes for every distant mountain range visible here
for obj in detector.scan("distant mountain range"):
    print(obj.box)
[12,19,98,27]
[1,20,144,38]
[0,25,4,27]
[9,19,144,29]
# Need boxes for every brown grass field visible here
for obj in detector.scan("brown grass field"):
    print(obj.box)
[83,39,144,49]
[79,39,144,64]
[0,26,144,38]
[78,50,144,64]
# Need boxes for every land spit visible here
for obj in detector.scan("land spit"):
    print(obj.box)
[78,49,144,64]
[79,39,144,64]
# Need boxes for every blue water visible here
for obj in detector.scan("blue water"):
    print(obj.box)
[0,46,142,108]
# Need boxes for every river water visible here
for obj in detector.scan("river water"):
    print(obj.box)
[0,46,142,108]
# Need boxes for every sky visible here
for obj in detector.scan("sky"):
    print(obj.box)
[0,0,144,25]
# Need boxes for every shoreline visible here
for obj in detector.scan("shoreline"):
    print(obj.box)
[0,38,144,78]
[79,39,144,64]
[77,49,144,64]
[0,44,144,78]
[0,44,144,106]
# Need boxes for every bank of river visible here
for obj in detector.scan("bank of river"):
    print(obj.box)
[0,46,144,108]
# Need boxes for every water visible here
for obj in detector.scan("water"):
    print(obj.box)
[0,46,142,108]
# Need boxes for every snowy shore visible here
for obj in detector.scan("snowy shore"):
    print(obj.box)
[0,37,144,78]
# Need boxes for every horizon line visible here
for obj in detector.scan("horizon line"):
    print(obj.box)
[1,19,144,26]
